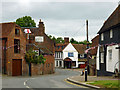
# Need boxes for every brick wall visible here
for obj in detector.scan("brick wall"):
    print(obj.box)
[1,23,29,76]
[31,55,55,76]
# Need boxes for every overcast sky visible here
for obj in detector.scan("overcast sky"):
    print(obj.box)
[0,0,119,41]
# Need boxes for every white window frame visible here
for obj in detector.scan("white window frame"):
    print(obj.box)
[110,29,113,38]
[101,33,104,41]
[34,50,39,56]
[108,49,112,60]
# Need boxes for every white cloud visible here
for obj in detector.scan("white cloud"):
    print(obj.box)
[1,1,118,41]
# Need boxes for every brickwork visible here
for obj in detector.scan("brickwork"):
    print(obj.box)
[22,20,55,75]
[0,23,29,76]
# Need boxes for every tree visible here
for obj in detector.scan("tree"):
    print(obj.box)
[16,16,36,27]
[56,37,64,43]
[48,35,65,44]
[25,49,46,76]
[70,38,78,44]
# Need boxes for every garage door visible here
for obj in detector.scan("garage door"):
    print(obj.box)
[12,59,22,76]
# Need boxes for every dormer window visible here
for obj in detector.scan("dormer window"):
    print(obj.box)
[110,29,113,38]
[101,33,104,41]
[15,29,20,36]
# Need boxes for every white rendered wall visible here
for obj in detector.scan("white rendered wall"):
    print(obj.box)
[96,46,100,70]
[106,45,119,72]
[63,43,78,67]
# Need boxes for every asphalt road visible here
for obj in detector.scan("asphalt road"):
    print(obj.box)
[2,69,89,89]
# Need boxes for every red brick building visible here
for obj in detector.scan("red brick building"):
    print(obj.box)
[0,22,29,76]
[22,19,55,75]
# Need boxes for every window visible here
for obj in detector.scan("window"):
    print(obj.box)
[78,54,80,58]
[15,29,20,36]
[34,50,39,56]
[56,61,58,66]
[101,33,104,41]
[58,46,60,49]
[14,39,20,53]
[80,54,84,58]
[108,50,112,60]
[110,29,113,38]
[62,46,64,49]
[59,52,61,58]
[55,52,57,58]
[68,52,74,57]
[101,53,104,63]
[48,63,50,67]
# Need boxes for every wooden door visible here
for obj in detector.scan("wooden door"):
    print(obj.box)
[12,59,22,76]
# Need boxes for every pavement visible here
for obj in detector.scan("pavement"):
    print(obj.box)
[67,75,119,89]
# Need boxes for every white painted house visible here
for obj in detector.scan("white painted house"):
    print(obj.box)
[63,43,87,68]
[55,37,87,69]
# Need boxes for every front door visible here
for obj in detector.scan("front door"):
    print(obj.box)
[12,59,22,76]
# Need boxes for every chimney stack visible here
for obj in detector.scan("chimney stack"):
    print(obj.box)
[38,19,45,33]
[64,37,69,43]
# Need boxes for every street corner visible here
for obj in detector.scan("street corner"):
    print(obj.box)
[66,77,100,89]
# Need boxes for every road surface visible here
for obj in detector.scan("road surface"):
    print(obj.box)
[2,69,89,89]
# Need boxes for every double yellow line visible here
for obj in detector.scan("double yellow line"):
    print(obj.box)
[64,79,87,88]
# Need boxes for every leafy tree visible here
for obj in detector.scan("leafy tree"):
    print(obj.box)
[25,49,46,64]
[70,38,78,44]
[25,49,46,76]
[56,37,64,43]
[16,16,36,27]
[48,35,65,44]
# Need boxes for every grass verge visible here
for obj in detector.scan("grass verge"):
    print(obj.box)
[88,80,120,88]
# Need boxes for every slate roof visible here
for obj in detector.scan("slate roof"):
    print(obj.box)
[98,5,120,34]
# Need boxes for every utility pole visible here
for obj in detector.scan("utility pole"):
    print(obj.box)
[85,20,89,82]
[86,20,88,46]
[86,20,89,75]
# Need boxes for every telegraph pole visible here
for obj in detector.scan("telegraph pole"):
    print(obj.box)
[85,20,89,81]
[86,20,89,75]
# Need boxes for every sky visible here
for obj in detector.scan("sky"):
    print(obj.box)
[0,0,119,41]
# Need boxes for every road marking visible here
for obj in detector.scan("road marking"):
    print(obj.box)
[26,86,30,88]
[24,79,34,90]
[24,82,26,85]
[64,79,88,88]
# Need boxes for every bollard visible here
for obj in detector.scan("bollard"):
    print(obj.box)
[85,68,87,82]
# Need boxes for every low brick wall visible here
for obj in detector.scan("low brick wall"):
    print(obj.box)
[31,55,55,76]
[31,63,43,76]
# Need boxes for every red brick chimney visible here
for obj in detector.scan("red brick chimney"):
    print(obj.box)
[38,19,45,34]
[64,37,69,43]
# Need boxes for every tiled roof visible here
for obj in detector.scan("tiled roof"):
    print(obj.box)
[90,35,99,55]
[26,44,53,55]
[72,44,87,54]
[98,5,120,34]
[55,43,68,52]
